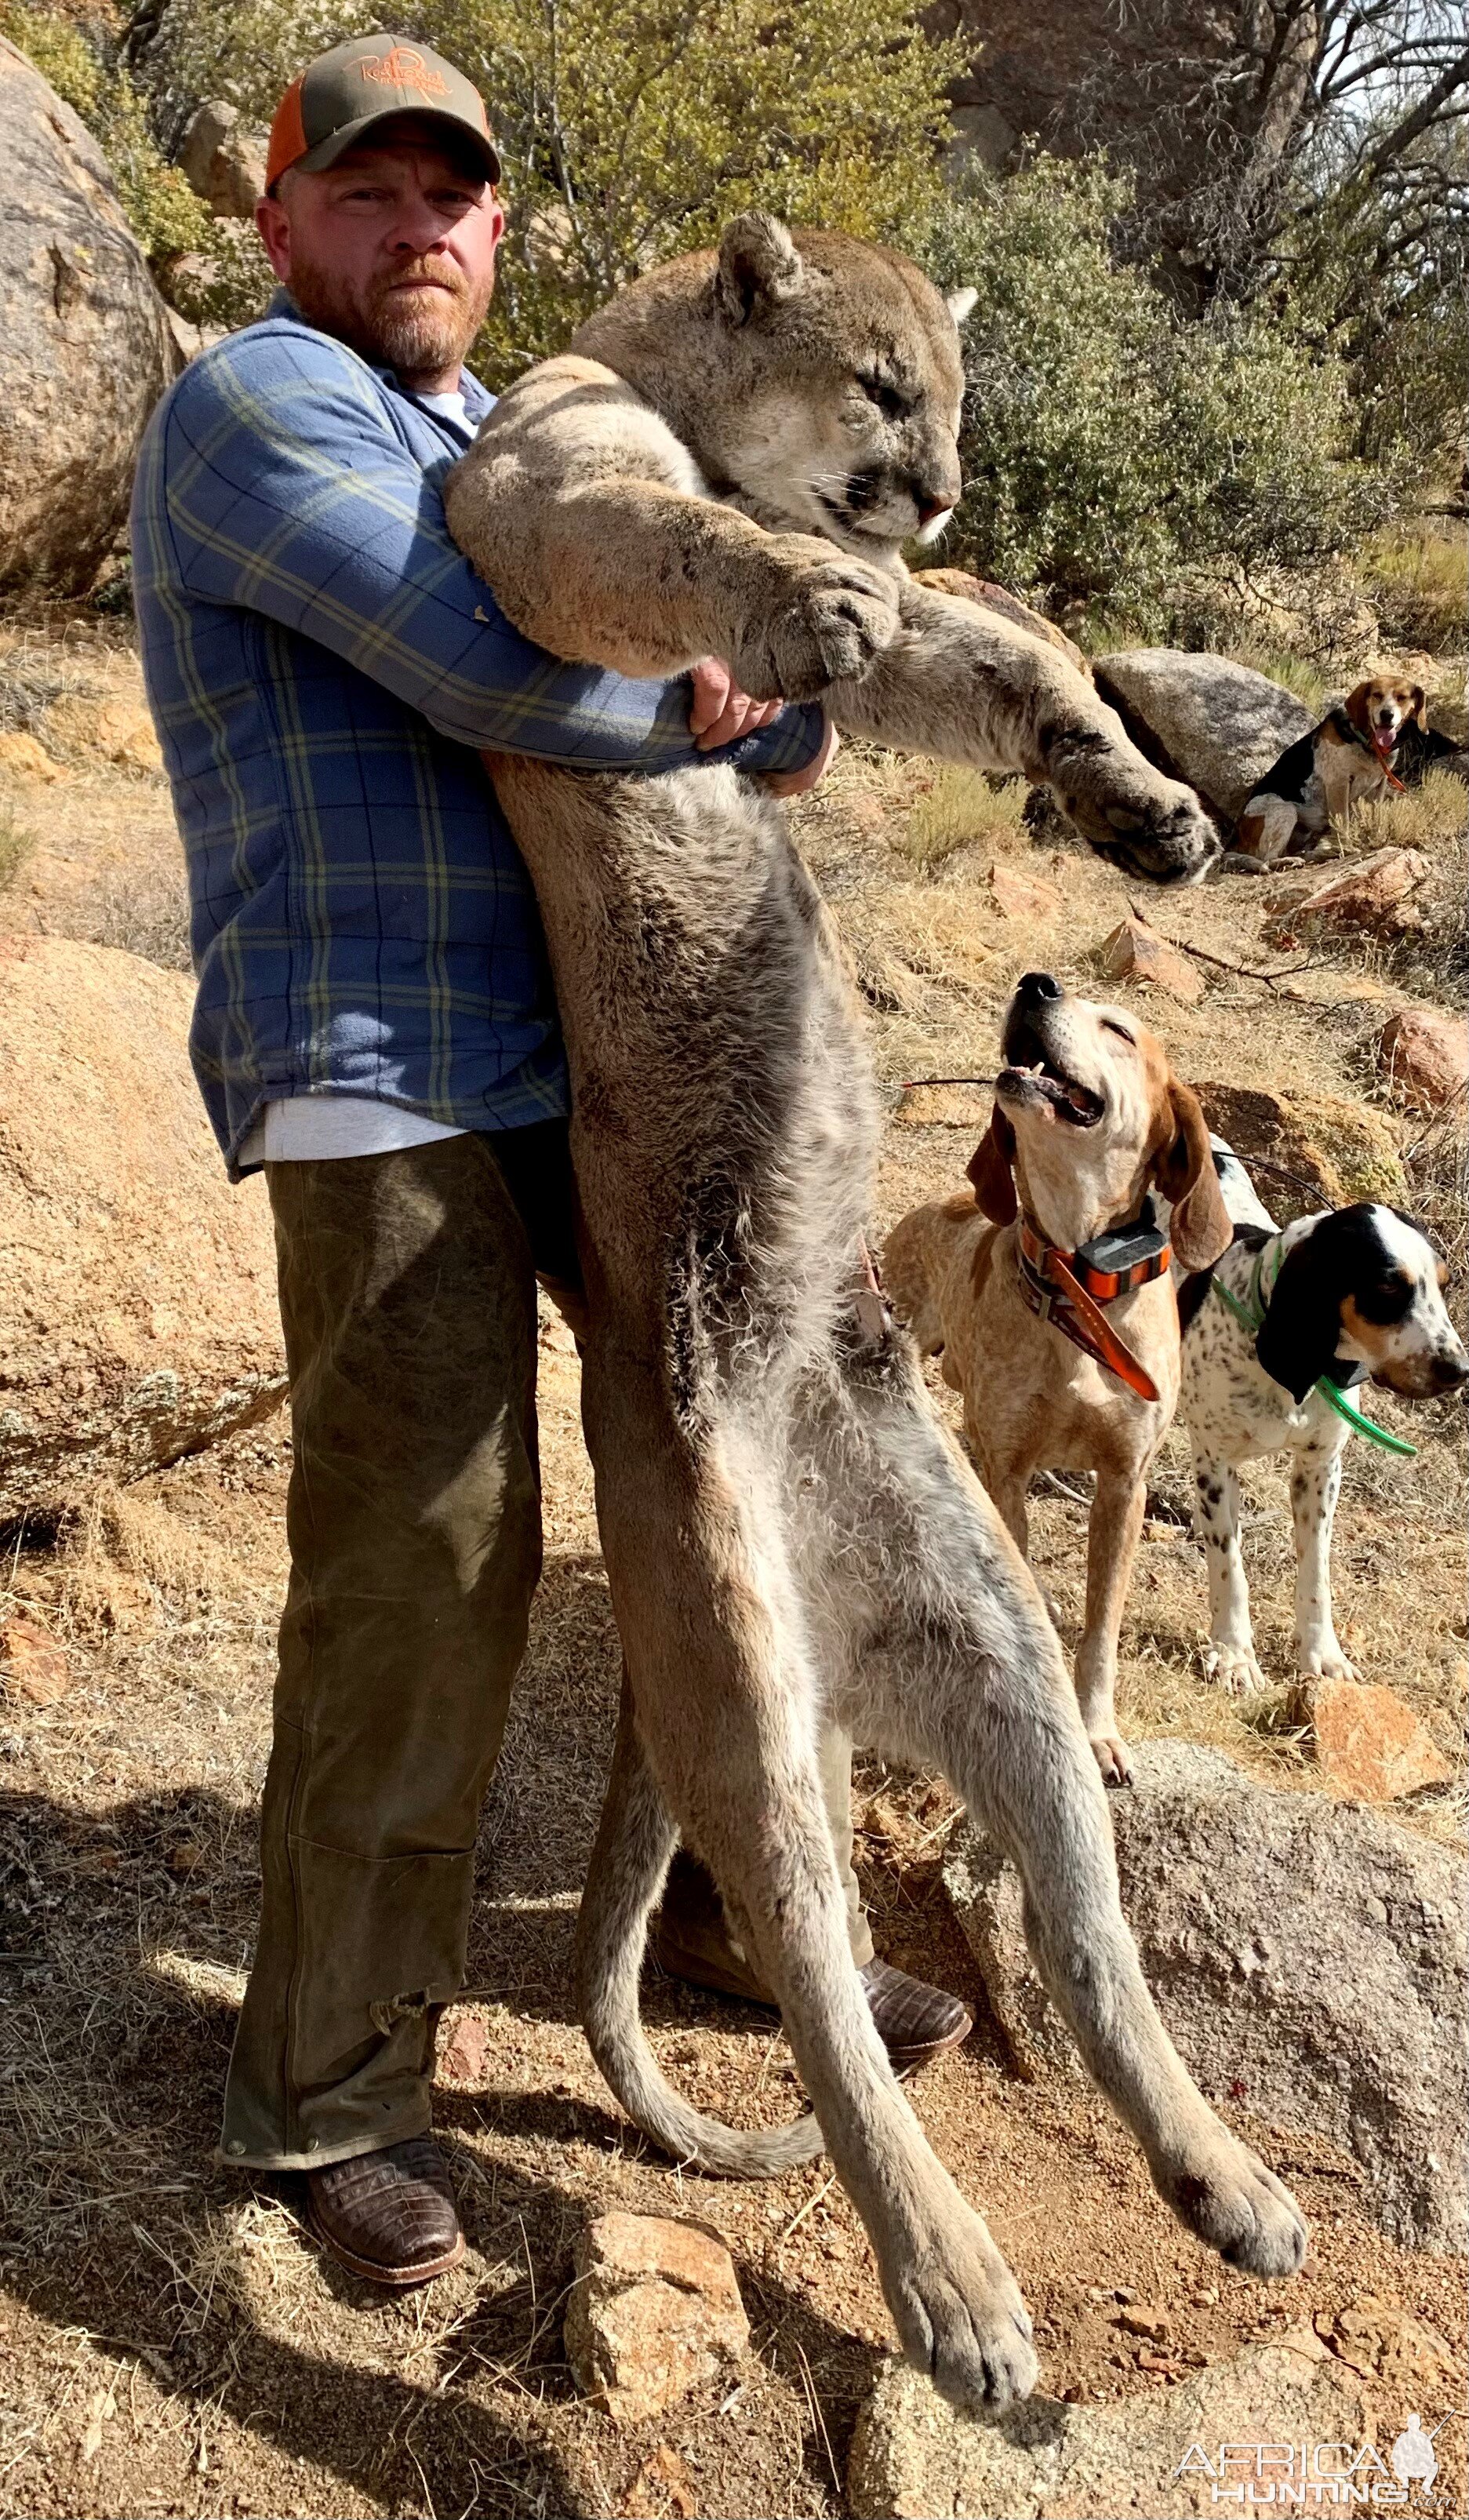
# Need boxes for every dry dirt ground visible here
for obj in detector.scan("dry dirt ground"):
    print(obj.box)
[2,617,1466,2518]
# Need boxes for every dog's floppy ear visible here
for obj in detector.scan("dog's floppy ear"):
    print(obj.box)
[1344,682,1373,737]
[715,214,804,325]
[1254,1227,1342,1403]
[1153,1080,1232,1272]
[966,1107,1017,1224]
[1410,683,1428,729]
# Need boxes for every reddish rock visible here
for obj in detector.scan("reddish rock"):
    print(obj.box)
[0,1616,71,1704]
[987,860,1061,918]
[565,2211,748,2426]
[1316,2296,1457,2395]
[1376,1007,1467,1111]
[437,2009,491,2088]
[1100,917,1203,1003]
[1296,1676,1451,1801]
[1271,846,1429,944]
[0,730,66,784]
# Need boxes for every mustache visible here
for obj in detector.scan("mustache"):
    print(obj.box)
[374,255,467,303]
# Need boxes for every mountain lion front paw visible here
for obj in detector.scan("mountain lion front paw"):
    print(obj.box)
[734,540,900,702]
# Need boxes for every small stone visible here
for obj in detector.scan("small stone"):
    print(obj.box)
[165,1840,202,1876]
[565,2212,748,2427]
[1114,2306,1168,2339]
[1321,2297,1457,2396]
[1376,1008,1467,1112]
[437,2009,491,2088]
[0,1617,71,1705]
[1296,1675,1452,1802]
[987,860,1061,919]
[1100,916,1204,1003]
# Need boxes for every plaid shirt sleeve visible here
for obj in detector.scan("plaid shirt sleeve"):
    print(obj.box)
[158,325,824,776]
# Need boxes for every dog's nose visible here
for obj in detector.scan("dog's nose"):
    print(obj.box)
[1434,1347,1469,1391]
[1015,971,1063,1005]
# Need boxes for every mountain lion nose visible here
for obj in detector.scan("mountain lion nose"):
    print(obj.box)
[914,493,951,525]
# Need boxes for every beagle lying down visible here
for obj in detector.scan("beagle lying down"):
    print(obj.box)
[885,974,1231,1783]
[1180,1165,1467,1689]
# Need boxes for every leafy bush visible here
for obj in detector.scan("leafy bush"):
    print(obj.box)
[911,158,1396,629]
[129,0,959,384]
[1,2,213,265]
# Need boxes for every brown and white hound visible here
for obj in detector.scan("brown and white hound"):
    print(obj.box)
[884,973,1231,1784]
[1233,675,1428,870]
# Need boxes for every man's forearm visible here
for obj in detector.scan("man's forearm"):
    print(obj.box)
[160,356,824,779]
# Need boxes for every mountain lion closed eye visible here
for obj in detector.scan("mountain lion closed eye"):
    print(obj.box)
[442,216,1298,2418]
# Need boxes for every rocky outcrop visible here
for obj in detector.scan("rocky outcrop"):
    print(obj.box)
[0,936,286,1522]
[178,99,267,220]
[1195,1081,1405,1220]
[944,1741,1465,2253]
[849,2328,1362,2519]
[0,38,179,599]
[564,2212,749,2426]
[1093,650,1313,824]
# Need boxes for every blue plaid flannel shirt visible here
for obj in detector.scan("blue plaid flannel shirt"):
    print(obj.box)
[130,300,823,1176]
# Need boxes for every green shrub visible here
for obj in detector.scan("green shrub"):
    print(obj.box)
[910,158,1395,628]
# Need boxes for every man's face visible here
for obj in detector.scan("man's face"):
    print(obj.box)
[256,115,506,384]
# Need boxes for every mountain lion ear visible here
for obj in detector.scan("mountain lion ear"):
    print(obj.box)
[966,1107,1017,1224]
[715,214,804,325]
[947,286,978,326]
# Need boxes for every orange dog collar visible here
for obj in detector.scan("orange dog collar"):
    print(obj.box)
[1016,1209,1171,1402]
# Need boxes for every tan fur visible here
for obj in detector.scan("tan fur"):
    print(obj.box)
[446,215,1218,882]
[885,988,1231,1784]
[438,217,1304,2416]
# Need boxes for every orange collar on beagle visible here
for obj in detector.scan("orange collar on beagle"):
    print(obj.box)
[1015,1205,1171,1402]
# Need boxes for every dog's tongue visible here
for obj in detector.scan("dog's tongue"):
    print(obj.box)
[1372,724,1395,759]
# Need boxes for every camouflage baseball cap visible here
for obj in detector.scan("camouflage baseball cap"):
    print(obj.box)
[266,33,501,191]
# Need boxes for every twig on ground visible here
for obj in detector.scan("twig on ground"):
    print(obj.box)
[1124,900,1324,991]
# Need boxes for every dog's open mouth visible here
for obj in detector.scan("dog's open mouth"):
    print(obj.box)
[1371,722,1399,758]
[996,1038,1104,1128]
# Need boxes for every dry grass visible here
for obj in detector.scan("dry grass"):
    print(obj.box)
[0,802,34,892]
[1362,525,1468,655]
[899,765,1027,868]
[1222,638,1331,711]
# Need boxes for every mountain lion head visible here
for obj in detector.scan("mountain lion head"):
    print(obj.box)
[572,213,973,563]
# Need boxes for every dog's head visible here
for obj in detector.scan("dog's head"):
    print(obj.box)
[1344,675,1427,764]
[967,972,1232,1271]
[1256,1205,1467,1403]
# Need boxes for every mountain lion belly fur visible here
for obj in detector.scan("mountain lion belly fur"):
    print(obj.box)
[442,216,1298,2417]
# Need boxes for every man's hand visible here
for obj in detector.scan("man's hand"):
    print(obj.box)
[688,656,784,751]
[765,713,840,798]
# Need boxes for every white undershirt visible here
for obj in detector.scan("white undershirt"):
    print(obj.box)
[237,1097,466,1169]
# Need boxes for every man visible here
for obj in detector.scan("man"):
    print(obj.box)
[132,31,970,2293]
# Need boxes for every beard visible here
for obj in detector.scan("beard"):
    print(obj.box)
[286,249,493,380]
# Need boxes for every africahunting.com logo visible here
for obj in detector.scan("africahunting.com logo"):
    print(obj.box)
[1174,2415,1454,2504]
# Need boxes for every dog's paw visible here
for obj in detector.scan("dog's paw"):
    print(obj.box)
[886,2209,1039,2413]
[1205,1639,1266,1696]
[1090,1733,1133,1787]
[1159,2129,1308,2280]
[1296,1638,1356,1682]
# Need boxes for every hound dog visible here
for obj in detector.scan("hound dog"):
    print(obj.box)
[1180,1165,1467,1689]
[884,973,1232,1784]
[1232,675,1428,871]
